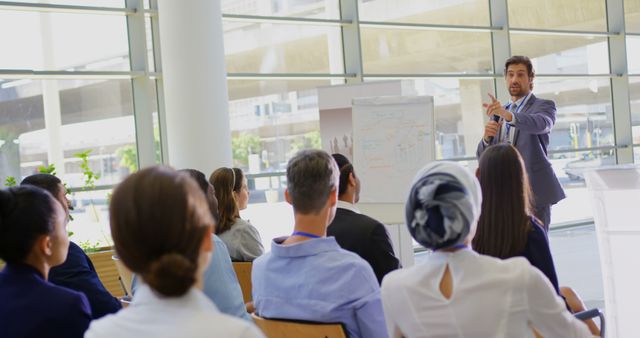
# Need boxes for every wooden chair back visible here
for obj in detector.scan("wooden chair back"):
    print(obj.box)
[112,255,133,296]
[252,313,348,338]
[232,261,253,303]
[87,250,124,298]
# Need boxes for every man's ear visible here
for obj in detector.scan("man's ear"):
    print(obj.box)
[328,187,338,207]
[284,189,293,205]
[475,168,480,178]
[348,172,357,187]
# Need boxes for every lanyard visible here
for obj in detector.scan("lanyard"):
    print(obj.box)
[291,231,321,239]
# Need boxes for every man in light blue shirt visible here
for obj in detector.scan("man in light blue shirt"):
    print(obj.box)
[252,149,389,338]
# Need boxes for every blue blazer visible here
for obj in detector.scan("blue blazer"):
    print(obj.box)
[49,242,122,318]
[477,94,566,207]
[0,263,92,338]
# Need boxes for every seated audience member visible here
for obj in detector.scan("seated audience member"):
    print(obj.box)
[380,161,592,338]
[472,144,600,336]
[328,154,400,283]
[180,169,252,321]
[21,174,121,319]
[210,167,263,261]
[252,149,388,338]
[84,167,263,338]
[0,185,91,338]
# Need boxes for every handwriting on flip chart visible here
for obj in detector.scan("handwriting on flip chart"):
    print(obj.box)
[352,96,434,203]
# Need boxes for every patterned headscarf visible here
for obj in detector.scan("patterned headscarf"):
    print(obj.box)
[405,161,482,250]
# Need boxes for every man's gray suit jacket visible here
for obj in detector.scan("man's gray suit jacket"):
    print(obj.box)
[477,94,566,207]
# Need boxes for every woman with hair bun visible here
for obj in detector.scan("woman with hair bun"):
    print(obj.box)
[85,166,263,338]
[210,167,263,261]
[0,185,91,338]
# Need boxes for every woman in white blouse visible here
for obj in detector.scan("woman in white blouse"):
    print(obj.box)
[210,167,264,261]
[380,161,594,338]
[85,167,263,338]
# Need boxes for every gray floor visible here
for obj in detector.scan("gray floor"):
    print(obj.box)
[414,223,604,309]
[548,224,604,310]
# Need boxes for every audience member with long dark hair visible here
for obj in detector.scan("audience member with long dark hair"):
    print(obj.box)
[380,161,592,338]
[472,144,600,335]
[20,173,121,319]
[0,185,91,338]
[210,167,263,261]
[84,167,263,338]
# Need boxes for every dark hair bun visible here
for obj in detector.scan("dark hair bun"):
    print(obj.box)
[144,253,197,297]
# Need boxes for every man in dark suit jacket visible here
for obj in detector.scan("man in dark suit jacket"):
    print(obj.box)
[327,154,400,284]
[49,241,122,318]
[21,174,122,318]
[477,56,565,231]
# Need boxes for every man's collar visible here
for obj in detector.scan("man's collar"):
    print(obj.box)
[336,200,361,214]
[270,236,341,257]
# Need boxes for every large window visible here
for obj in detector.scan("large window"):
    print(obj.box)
[508,0,607,32]
[0,1,158,249]
[5,0,637,248]
[216,0,637,234]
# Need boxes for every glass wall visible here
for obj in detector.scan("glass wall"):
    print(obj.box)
[0,1,157,248]
[221,0,346,207]
[4,0,637,248]
[217,0,636,235]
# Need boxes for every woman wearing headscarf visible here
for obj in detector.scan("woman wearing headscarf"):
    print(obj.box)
[380,161,593,338]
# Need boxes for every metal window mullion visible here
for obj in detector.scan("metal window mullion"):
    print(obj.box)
[607,0,633,164]
[0,70,141,79]
[509,27,616,37]
[340,0,363,84]
[126,0,156,169]
[0,1,132,15]
[358,20,499,33]
[149,0,168,165]
[221,13,349,26]
[488,0,510,103]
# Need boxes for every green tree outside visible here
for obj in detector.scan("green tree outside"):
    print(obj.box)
[232,133,262,167]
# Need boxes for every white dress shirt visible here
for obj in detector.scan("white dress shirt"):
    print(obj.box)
[381,249,592,338]
[85,284,264,338]
[336,200,361,214]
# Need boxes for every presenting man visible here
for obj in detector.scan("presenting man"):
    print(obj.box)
[477,55,565,231]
